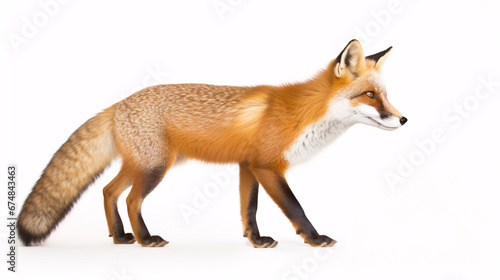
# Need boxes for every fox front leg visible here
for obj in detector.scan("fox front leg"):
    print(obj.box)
[250,167,336,247]
[239,163,278,248]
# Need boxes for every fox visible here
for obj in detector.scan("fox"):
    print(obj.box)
[18,39,406,248]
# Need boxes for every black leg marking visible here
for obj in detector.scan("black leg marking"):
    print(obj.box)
[142,165,167,197]
[136,166,168,247]
[136,212,167,247]
[275,176,335,247]
[112,200,135,244]
[245,182,277,248]
[245,181,260,238]
[275,177,318,236]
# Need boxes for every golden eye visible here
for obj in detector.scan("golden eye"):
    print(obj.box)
[365,91,375,99]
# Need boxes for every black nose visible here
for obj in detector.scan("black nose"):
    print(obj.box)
[400,116,408,125]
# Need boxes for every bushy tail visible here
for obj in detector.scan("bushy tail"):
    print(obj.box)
[18,108,118,245]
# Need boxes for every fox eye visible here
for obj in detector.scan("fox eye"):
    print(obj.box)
[365,91,376,99]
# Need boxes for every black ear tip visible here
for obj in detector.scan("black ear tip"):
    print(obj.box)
[366,46,392,62]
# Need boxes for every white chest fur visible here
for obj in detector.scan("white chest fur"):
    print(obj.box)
[284,98,354,165]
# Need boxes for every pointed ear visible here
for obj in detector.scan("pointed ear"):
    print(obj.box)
[334,39,366,78]
[366,46,392,72]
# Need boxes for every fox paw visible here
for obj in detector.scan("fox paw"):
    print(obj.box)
[252,236,278,248]
[305,235,336,247]
[141,235,169,247]
[112,232,136,244]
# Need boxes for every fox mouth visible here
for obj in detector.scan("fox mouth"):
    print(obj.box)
[366,117,398,131]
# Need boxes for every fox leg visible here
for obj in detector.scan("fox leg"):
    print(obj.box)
[250,167,336,247]
[126,165,169,247]
[239,163,278,248]
[103,166,134,244]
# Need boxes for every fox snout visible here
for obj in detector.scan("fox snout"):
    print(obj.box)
[376,109,407,131]
[347,93,407,131]
[379,94,407,129]
[382,102,407,129]
[366,110,407,131]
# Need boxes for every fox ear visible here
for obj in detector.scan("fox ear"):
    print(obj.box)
[334,39,366,78]
[366,46,392,72]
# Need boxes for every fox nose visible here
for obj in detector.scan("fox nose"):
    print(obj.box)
[400,116,408,125]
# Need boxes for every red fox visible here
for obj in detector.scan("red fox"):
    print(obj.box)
[18,40,406,248]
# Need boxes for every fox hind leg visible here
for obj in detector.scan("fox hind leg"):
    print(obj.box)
[126,164,170,247]
[103,166,135,244]
[239,163,278,248]
[113,108,174,247]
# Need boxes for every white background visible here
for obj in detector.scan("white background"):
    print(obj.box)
[1,0,500,279]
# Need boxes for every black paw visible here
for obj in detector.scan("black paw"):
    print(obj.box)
[113,232,136,244]
[141,235,169,247]
[252,236,278,248]
[305,234,336,247]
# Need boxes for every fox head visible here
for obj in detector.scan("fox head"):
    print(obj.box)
[329,39,407,130]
